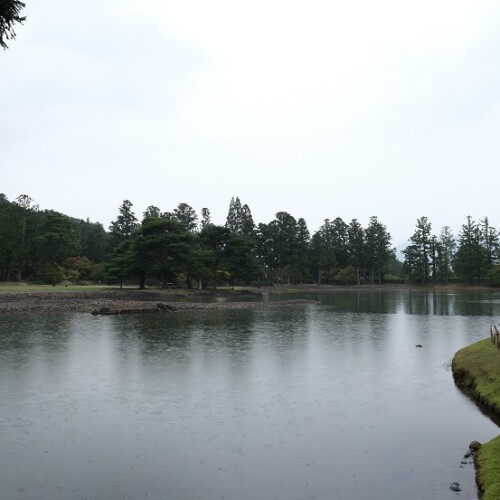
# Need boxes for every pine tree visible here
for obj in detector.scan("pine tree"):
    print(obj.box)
[437,226,455,284]
[240,204,255,237]
[143,206,162,219]
[109,200,139,239]
[172,203,198,232]
[0,0,25,49]
[225,196,243,233]
[453,216,486,284]
[347,219,365,285]
[405,216,432,284]
[200,208,211,230]
[481,217,499,268]
[364,216,392,284]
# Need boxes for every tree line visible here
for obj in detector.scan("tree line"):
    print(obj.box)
[0,193,498,287]
[94,197,396,288]
[403,216,500,285]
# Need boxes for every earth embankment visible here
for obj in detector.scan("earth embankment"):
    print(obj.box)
[452,338,500,500]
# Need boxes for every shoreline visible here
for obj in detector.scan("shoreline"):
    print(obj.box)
[0,287,323,314]
[452,339,500,499]
[0,284,388,314]
[0,282,497,314]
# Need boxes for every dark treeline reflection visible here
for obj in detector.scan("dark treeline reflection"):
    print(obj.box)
[0,313,73,353]
[112,309,258,362]
[264,289,500,316]
[402,290,500,316]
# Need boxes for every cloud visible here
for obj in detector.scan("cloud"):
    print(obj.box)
[145,0,492,145]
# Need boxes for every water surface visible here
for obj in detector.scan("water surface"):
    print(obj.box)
[1,290,499,499]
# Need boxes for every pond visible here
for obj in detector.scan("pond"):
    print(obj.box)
[1,289,499,499]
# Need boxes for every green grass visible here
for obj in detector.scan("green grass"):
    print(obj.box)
[453,338,500,411]
[453,338,500,498]
[0,283,121,292]
[477,436,500,500]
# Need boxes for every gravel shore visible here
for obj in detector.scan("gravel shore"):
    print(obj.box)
[0,288,319,314]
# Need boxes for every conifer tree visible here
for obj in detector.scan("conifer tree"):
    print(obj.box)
[200,208,211,230]
[364,216,392,284]
[347,219,365,285]
[0,0,25,49]
[109,200,139,239]
[405,217,432,284]
[172,203,198,232]
[453,216,488,284]
[225,196,243,233]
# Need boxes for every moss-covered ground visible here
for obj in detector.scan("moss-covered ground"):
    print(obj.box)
[453,338,500,412]
[452,338,500,498]
[475,435,500,500]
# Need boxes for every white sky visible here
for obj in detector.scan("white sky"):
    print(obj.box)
[2,0,500,246]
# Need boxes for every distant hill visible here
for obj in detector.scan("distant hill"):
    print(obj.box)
[395,240,411,262]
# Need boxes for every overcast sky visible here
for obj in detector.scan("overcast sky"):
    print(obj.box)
[2,0,500,246]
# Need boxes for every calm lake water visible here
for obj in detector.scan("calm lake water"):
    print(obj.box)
[1,289,500,500]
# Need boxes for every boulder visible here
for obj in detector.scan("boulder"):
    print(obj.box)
[469,440,482,452]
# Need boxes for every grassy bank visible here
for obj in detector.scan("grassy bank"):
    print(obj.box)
[452,338,500,499]
[475,436,500,500]
[452,338,500,413]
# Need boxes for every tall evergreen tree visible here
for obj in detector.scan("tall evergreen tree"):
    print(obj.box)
[453,216,486,284]
[311,220,336,283]
[34,211,81,283]
[240,203,255,238]
[12,195,39,281]
[172,203,198,232]
[347,219,365,285]
[109,200,139,240]
[36,211,80,265]
[404,216,432,284]
[310,230,327,285]
[364,216,392,284]
[311,218,349,283]
[198,224,230,288]
[143,205,162,219]
[330,217,349,272]
[257,212,301,284]
[481,217,499,269]
[200,208,211,230]
[224,233,260,286]
[136,216,195,288]
[76,219,110,263]
[436,226,455,284]
[107,201,140,285]
[293,218,310,284]
[225,197,242,233]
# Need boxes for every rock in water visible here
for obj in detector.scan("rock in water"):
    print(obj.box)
[469,440,482,452]
[449,482,461,492]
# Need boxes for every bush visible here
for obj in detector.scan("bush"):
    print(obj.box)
[487,265,500,286]
[34,263,66,284]
[383,273,404,284]
[335,266,358,285]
